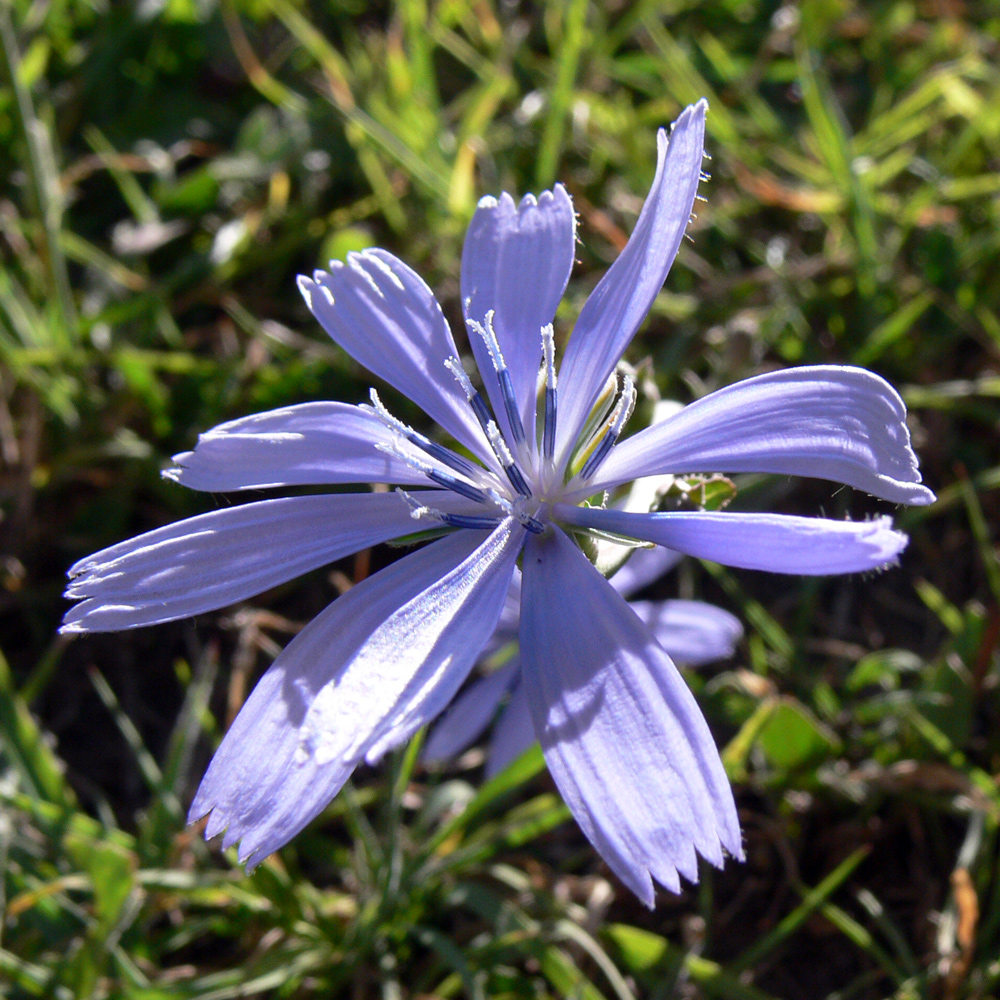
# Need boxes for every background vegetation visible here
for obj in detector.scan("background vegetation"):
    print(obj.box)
[2,0,999,997]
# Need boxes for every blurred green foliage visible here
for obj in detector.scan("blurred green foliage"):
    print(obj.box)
[1,0,999,997]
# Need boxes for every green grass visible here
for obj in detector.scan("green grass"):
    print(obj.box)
[2,1,999,997]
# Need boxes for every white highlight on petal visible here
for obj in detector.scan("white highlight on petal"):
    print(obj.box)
[300,249,493,464]
[166,402,434,492]
[61,492,446,632]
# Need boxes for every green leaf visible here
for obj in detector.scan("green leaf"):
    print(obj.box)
[0,649,73,806]
[320,225,375,266]
[423,744,546,856]
[845,649,922,692]
[757,698,841,771]
[721,698,777,782]
[603,924,780,1000]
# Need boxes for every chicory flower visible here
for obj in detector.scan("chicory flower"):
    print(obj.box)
[63,100,933,905]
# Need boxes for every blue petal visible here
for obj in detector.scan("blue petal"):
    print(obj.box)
[519,526,741,905]
[609,545,683,598]
[486,676,534,778]
[300,250,493,465]
[557,505,909,575]
[578,366,935,505]
[462,186,576,442]
[358,523,526,767]
[190,519,524,868]
[167,402,438,492]
[555,101,707,463]
[62,491,454,632]
[631,600,742,665]
[422,660,518,763]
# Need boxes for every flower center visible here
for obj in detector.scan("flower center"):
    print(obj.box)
[370,316,635,538]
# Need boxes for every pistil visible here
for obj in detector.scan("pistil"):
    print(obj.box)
[542,323,557,462]
[365,389,480,480]
[467,310,526,446]
[375,440,493,505]
[397,490,502,531]
[580,374,636,481]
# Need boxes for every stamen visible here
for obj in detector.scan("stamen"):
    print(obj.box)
[486,421,531,498]
[468,310,526,445]
[375,441,491,505]
[445,354,532,498]
[486,489,545,535]
[365,389,479,480]
[426,471,491,505]
[397,490,501,531]
[580,375,636,480]
[573,370,620,459]
[610,374,637,435]
[506,464,532,498]
[541,323,557,461]
[445,356,493,430]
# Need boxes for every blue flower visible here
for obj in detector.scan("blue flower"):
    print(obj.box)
[63,100,933,905]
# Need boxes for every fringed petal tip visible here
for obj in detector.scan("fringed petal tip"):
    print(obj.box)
[60,601,147,635]
[161,460,186,483]
[473,185,573,218]
[640,801,749,906]
[858,515,909,568]
[658,97,709,146]
[186,803,268,873]
[626,832,744,910]
[601,828,747,909]
[295,272,315,306]
[685,96,710,119]
[907,483,936,506]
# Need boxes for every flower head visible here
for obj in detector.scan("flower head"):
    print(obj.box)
[63,100,933,905]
